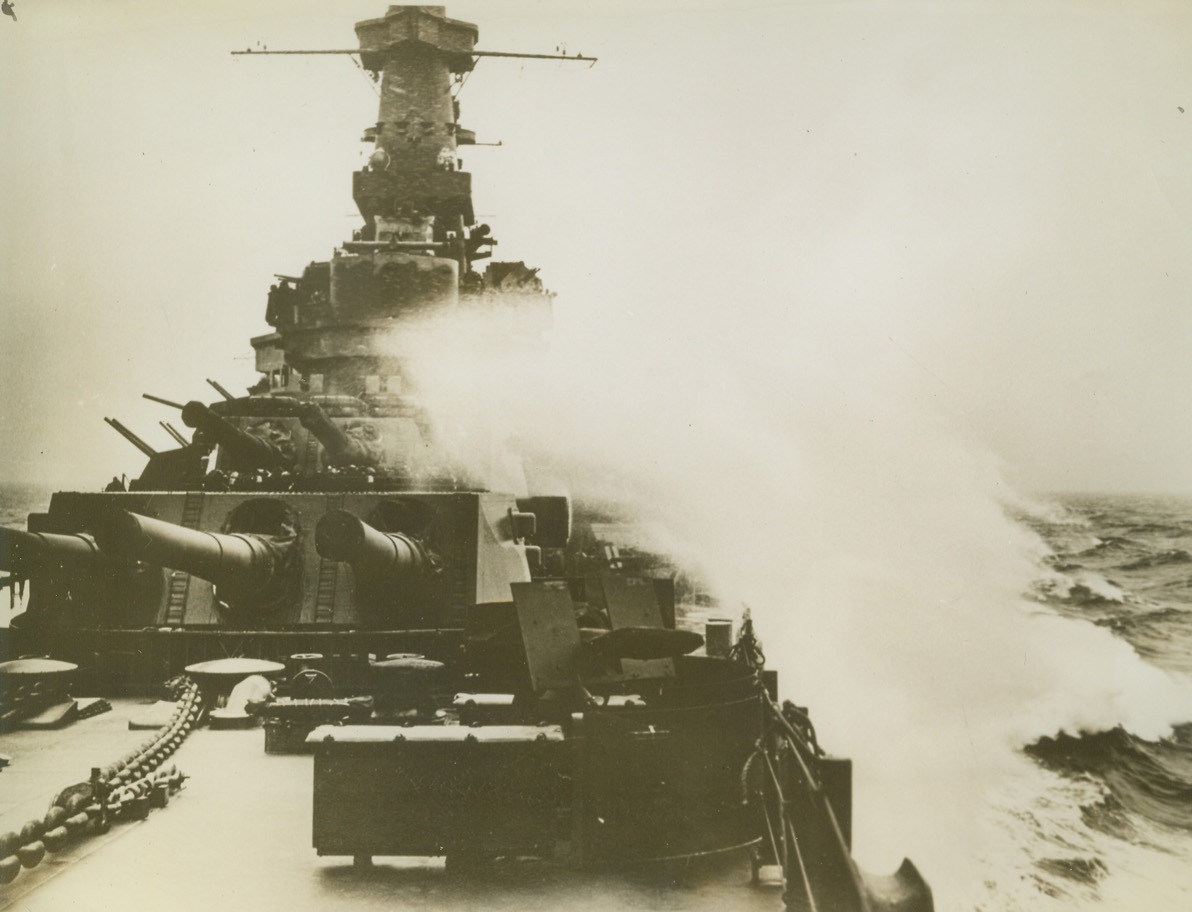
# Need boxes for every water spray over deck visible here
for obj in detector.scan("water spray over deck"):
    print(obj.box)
[379,232,1192,908]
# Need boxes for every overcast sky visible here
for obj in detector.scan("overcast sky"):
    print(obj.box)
[1,0,1191,493]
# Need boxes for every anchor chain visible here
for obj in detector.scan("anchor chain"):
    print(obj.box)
[728,607,766,669]
[0,678,200,886]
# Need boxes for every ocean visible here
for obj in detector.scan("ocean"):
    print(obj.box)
[3,484,1192,910]
[1009,494,1192,910]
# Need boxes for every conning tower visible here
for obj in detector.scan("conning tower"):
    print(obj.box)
[252,5,527,403]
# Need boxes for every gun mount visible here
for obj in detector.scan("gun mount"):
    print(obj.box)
[181,401,294,472]
[297,402,383,468]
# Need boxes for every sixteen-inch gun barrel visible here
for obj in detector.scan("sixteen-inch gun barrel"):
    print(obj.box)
[0,527,103,574]
[315,510,428,578]
[180,401,293,470]
[93,510,279,595]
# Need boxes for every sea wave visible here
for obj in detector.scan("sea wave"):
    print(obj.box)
[1119,549,1192,571]
[1127,522,1192,537]
[1035,855,1108,887]
[1026,726,1192,833]
[1074,536,1138,557]
[1032,570,1127,608]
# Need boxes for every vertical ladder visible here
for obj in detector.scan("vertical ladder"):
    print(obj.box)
[314,493,346,623]
[164,491,204,625]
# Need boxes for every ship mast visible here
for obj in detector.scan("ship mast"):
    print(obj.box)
[353,5,479,238]
[252,7,479,400]
[248,6,582,403]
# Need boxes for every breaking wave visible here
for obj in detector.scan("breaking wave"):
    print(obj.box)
[1026,725,1192,833]
[372,298,1192,909]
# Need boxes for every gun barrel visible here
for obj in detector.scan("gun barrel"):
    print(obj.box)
[160,421,190,447]
[180,401,292,469]
[298,403,376,467]
[92,510,274,591]
[104,417,157,457]
[143,393,185,410]
[0,527,102,574]
[315,511,426,577]
[206,378,236,401]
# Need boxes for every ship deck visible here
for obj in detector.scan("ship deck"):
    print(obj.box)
[1,700,779,911]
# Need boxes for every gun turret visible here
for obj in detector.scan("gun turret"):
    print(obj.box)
[0,528,102,575]
[298,402,381,468]
[180,401,293,470]
[93,509,298,617]
[315,510,428,577]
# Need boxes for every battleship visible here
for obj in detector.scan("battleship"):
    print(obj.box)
[0,6,931,911]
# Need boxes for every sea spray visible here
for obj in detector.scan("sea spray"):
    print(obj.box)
[381,299,1192,908]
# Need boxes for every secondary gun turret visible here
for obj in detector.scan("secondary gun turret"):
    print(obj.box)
[181,401,294,471]
[297,401,382,468]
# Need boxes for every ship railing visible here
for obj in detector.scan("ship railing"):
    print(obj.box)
[757,693,871,912]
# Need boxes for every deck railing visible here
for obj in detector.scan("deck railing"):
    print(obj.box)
[757,693,870,912]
